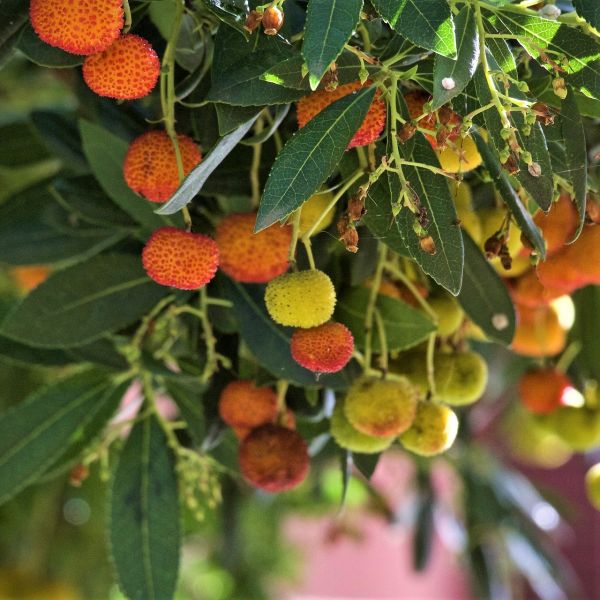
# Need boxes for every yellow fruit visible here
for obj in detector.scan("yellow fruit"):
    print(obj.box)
[428,294,464,337]
[450,181,482,244]
[585,463,600,510]
[399,401,459,456]
[330,400,394,454]
[265,270,336,328]
[298,191,335,237]
[344,377,420,437]
[538,406,600,452]
[436,134,483,173]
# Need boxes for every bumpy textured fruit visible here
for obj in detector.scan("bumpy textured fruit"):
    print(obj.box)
[429,295,464,337]
[344,377,419,437]
[218,380,278,430]
[142,227,219,290]
[330,400,394,454]
[436,134,483,173]
[538,406,600,452]
[83,34,160,100]
[451,181,483,244]
[216,212,291,283]
[518,368,574,415]
[585,463,600,510]
[399,402,459,457]
[123,131,201,203]
[530,193,579,257]
[10,266,51,293]
[296,81,386,149]
[30,0,123,55]
[404,91,461,149]
[238,424,309,492]
[290,322,354,373]
[265,270,336,328]
[298,191,335,237]
[512,303,567,357]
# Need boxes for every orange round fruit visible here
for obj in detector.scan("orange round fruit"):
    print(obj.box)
[123,131,202,203]
[509,268,570,308]
[239,424,309,492]
[296,81,386,149]
[83,34,160,100]
[30,0,123,55]
[290,322,354,373]
[219,380,278,430]
[215,212,291,283]
[529,193,579,258]
[519,368,574,414]
[511,303,567,357]
[142,227,219,290]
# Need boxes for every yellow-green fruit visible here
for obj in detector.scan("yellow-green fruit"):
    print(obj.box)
[399,401,459,456]
[330,400,394,454]
[429,295,464,337]
[450,181,483,244]
[436,134,483,173]
[344,376,420,437]
[265,269,336,328]
[537,406,600,452]
[585,463,600,510]
[298,191,335,237]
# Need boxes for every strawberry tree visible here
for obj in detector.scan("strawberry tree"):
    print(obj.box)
[1,0,600,598]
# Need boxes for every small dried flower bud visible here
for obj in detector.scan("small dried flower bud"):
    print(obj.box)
[69,464,89,487]
[262,6,284,35]
[532,102,555,126]
[398,122,417,143]
[348,194,366,222]
[552,77,568,100]
[322,64,339,91]
[438,106,455,126]
[337,214,351,237]
[419,235,436,255]
[528,162,542,177]
[417,206,430,229]
[341,226,359,253]
[499,244,513,270]
[244,10,263,32]
[586,194,600,224]
[484,234,504,258]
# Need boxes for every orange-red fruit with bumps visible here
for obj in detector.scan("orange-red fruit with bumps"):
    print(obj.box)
[216,212,291,283]
[296,81,386,149]
[238,424,309,492]
[404,91,461,149]
[509,268,570,309]
[511,304,567,358]
[218,380,278,430]
[30,0,123,55]
[233,408,296,441]
[519,368,574,415]
[142,227,219,290]
[83,34,160,100]
[527,194,579,257]
[290,322,354,373]
[124,131,202,203]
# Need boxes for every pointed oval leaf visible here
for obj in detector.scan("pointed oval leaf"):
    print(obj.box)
[573,0,600,30]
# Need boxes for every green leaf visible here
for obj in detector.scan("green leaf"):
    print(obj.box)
[302,0,363,89]
[0,0,27,69]
[79,120,172,231]
[472,130,546,259]
[109,415,180,600]
[156,115,259,215]
[222,279,359,389]
[412,469,435,572]
[256,87,375,232]
[0,371,112,504]
[216,104,263,136]
[1,254,170,348]
[432,6,479,110]
[165,380,206,447]
[457,232,515,345]
[573,0,600,30]
[0,121,50,167]
[17,24,83,68]
[560,89,588,240]
[335,288,436,352]
[0,337,73,368]
[571,286,600,382]
[370,0,456,58]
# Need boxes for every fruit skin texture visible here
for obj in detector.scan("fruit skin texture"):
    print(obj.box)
[216,212,291,283]
[512,303,567,358]
[330,400,394,454]
[29,0,123,55]
[451,181,482,244]
[585,463,600,510]
[218,380,278,430]
[296,81,386,149]
[399,402,459,457]
[142,227,219,290]
[83,34,160,100]
[238,424,309,492]
[436,134,483,174]
[518,368,574,415]
[265,270,336,328]
[538,406,600,452]
[298,191,335,237]
[429,295,464,337]
[290,322,354,373]
[124,131,201,203]
[509,268,569,309]
[344,377,419,437]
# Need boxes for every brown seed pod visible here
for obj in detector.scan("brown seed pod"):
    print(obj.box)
[262,6,284,36]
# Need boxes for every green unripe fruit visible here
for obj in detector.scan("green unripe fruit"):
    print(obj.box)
[585,463,600,510]
[330,400,394,454]
[399,401,459,457]
[429,295,464,337]
[344,376,420,437]
[265,269,336,328]
[537,406,600,452]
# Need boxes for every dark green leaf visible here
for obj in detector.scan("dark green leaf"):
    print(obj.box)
[303,0,363,89]
[0,337,74,368]
[413,469,435,571]
[109,415,180,600]
[17,23,83,68]
[0,121,50,167]
[352,452,380,480]
[432,6,479,109]
[457,232,515,345]
[0,371,112,504]
[370,0,456,57]
[571,286,600,382]
[573,0,600,30]
[66,337,130,371]
[256,87,375,232]
[216,104,263,136]
[1,254,170,348]
[340,450,353,510]
[0,0,27,69]
[165,380,206,447]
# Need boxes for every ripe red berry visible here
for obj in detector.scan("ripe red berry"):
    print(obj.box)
[218,380,278,430]
[239,424,309,492]
[124,131,202,203]
[142,227,219,290]
[518,368,575,415]
[29,0,123,55]
[290,322,354,373]
[83,34,160,100]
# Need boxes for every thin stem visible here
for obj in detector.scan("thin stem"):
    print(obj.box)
[426,333,437,398]
[374,308,388,372]
[364,243,387,371]
[141,371,180,450]
[199,287,219,383]
[302,238,317,270]
[276,380,289,417]
[288,208,302,269]
[384,262,437,322]
[123,0,132,34]
[250,118,264,208]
